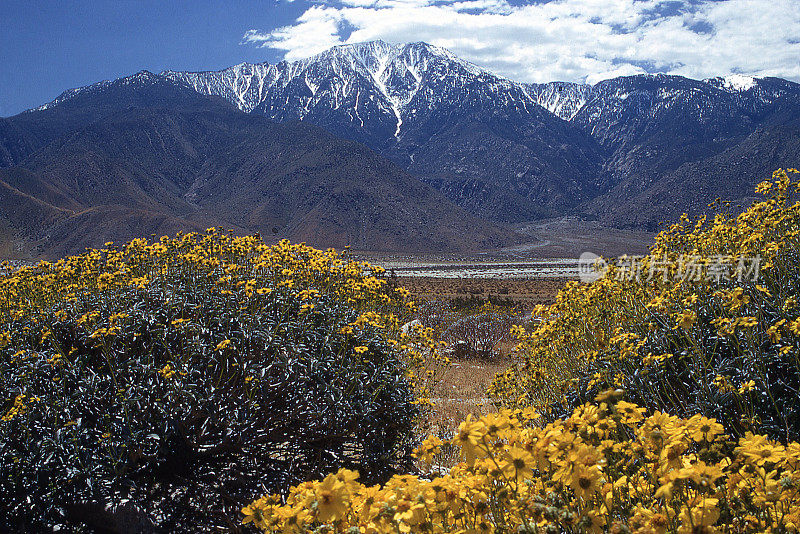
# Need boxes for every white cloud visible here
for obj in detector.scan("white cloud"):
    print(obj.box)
[242,7,346,60]
[243,0,800,84]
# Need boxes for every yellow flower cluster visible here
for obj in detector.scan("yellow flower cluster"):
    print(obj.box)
[1,394,29,421]
[0,234,396,323]
[158,364,176,379]
[244,394,800,533]
[0,231,446,412]
[489,170,800,432]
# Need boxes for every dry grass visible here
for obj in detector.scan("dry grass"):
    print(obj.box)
[411,277,570,435]
[406,275,568,467]
[416,355,511,470]
[398,276,570,306]
[426,356,509,431]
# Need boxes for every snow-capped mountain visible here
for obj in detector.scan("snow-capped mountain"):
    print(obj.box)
[161,41,606,222]
[33,42,800,138]
[20,41,800,229]
[160,42,800,145]
[163,42,604,130]
[165,42,501,130]
[704,75,800,116]
[164,41,543,146]
[523,82,593,120]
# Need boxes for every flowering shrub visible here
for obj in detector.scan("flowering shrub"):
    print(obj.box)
[441,303,517,362]
[242,392,800,533]
[491,169,800,442]
[0,233,439,532]
[416,300,518,361]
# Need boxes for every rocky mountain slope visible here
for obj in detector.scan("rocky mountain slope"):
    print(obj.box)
[569,74,800,227]
[9,40,800,245]
[0,72,519,257]
[163,41,604,222]
[159,43,800,228]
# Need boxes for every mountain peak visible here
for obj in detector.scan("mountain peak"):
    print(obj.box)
[118,70,162,85]
[403,41,447,55]
[705,74,759,92]
[161,38,507,130]
[330,39,393,52]
[304,40,486,77]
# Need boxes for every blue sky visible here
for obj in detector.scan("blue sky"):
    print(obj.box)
[3,0,799,117]
[1,1,294,116]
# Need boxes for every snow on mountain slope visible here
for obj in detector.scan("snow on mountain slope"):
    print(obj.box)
[162,41,800,134]
[710,74,758,92]
[162,63,280,113]
[523,82,594,120]
[704,75,800,116]
[162,41,542,140]
[35,41,799,133]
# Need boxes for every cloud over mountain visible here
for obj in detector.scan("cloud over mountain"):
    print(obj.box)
[242,0,800,86]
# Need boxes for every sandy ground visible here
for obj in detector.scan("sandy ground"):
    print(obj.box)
[397,276,571,307]
[357,216,654,264]
[506,216,654,258]
[425,356,509,431]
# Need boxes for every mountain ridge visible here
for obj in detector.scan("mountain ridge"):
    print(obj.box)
[25,46,800,134]
[163,41,606,222]
[7,40,800,248]
[156,42,800,227]
[0,72,521,257]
